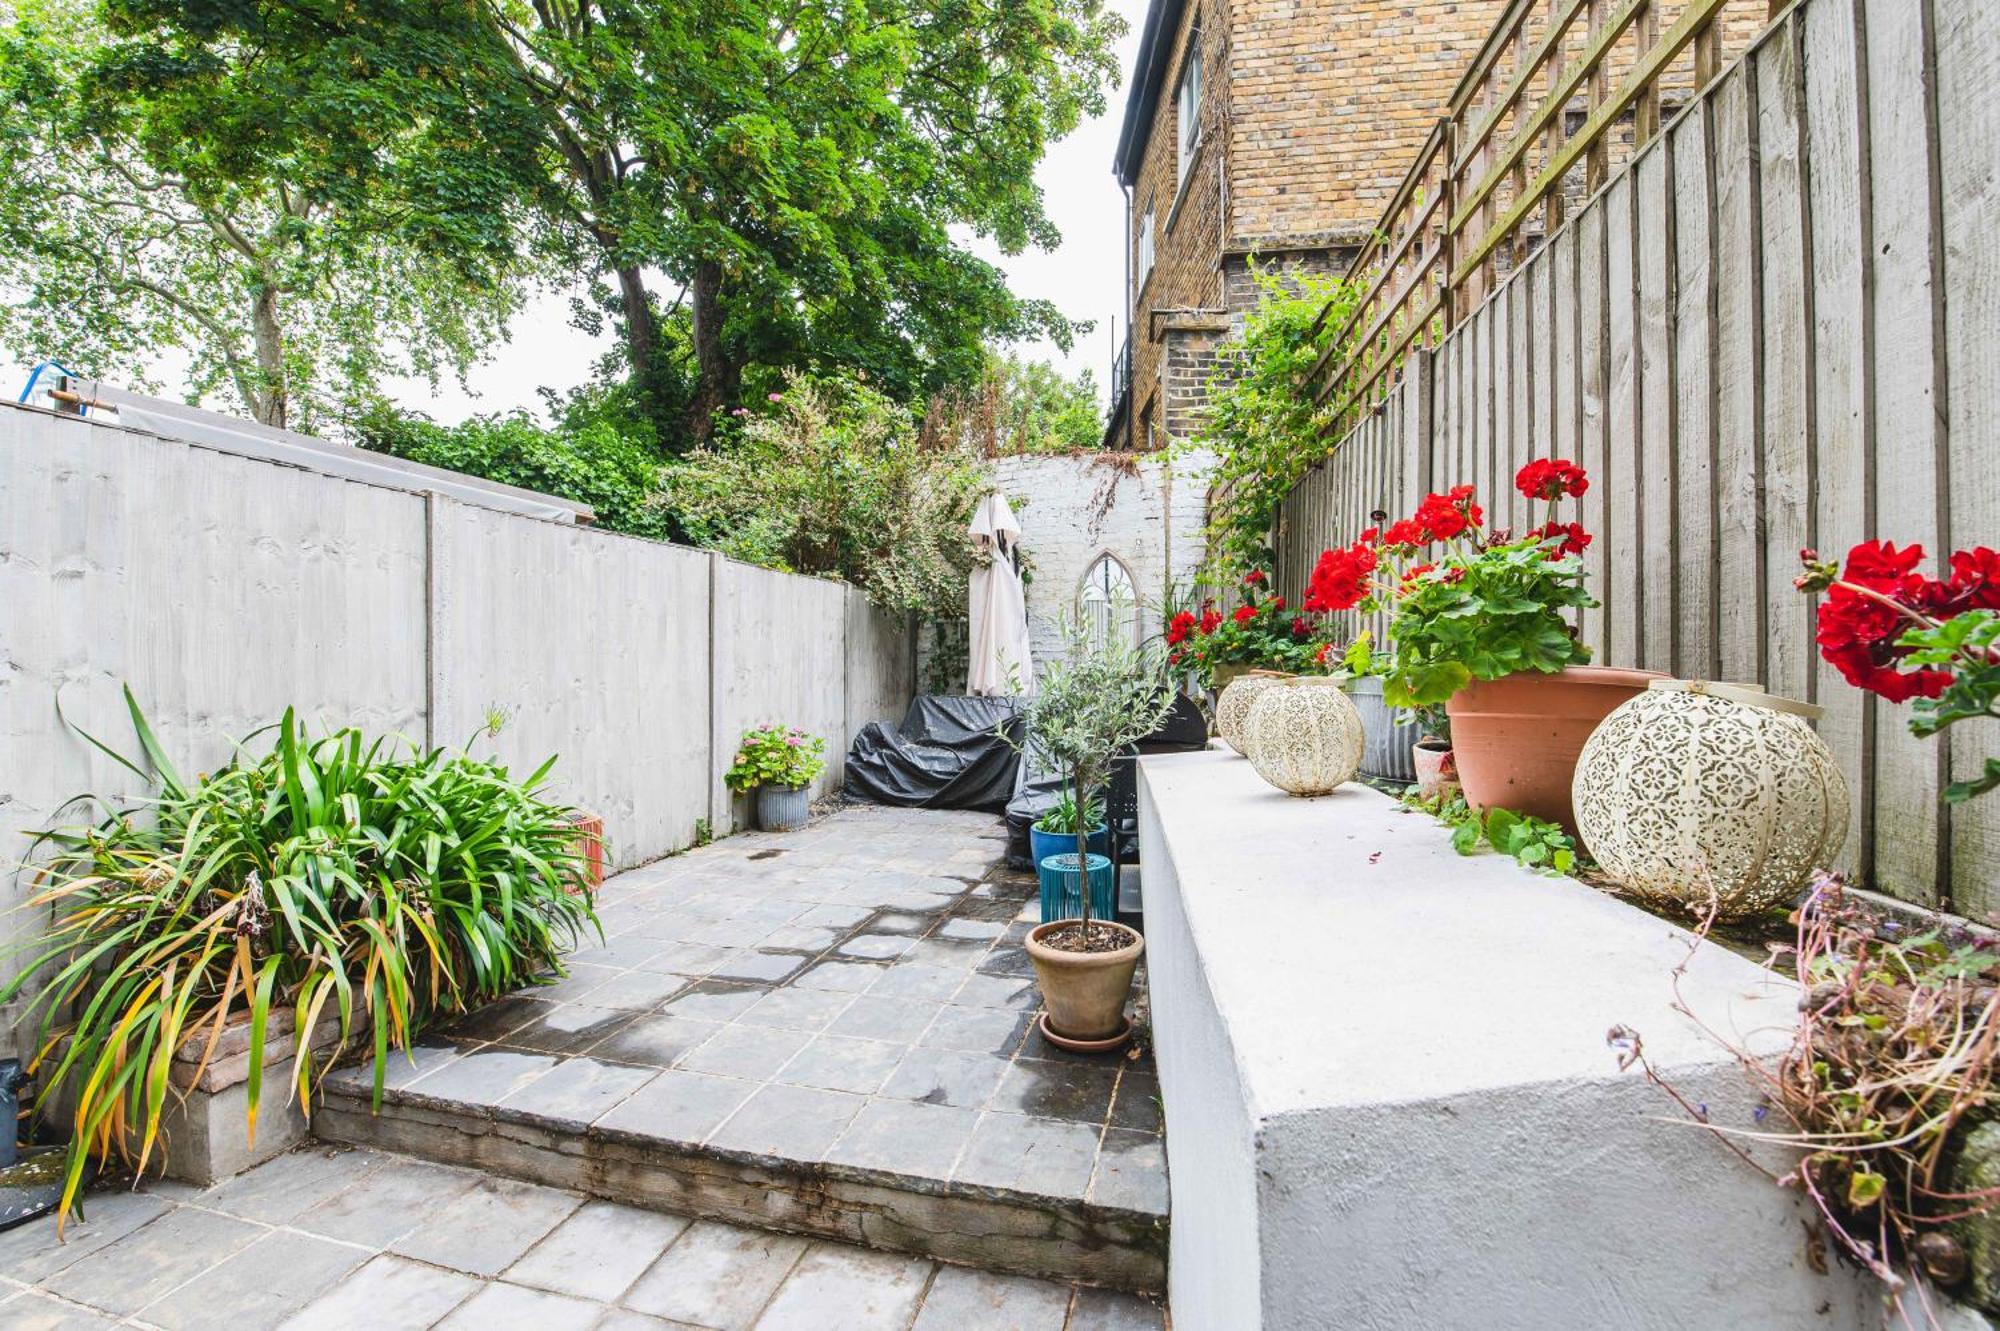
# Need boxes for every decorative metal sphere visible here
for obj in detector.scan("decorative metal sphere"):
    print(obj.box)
[1242,677,1365,796]
[1573,681,1850,920]
[1216,671,1288,755]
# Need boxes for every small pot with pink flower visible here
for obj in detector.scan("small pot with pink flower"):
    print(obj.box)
[724,725,827,832]
[1304,458,1657,833]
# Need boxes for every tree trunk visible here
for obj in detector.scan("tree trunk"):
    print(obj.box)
[613,262,668,431]
[248,281,286,428]
[687,257,738,444]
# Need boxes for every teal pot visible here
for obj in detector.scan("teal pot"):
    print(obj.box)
[756,783,811,832]
[1029,822,1108,871]
[1345,675,1422,784]
[1037,852,1116,924]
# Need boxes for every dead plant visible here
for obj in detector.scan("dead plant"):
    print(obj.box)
[1610,871,2000,1312]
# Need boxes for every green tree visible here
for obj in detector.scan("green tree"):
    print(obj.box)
[0,1,537,429]
[992,353,1103,454]
[441,0,1126,444]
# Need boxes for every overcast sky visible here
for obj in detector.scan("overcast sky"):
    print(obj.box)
[4,1,1149,424]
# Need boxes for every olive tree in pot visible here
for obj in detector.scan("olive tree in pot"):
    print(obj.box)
[1014,613,1178,1052]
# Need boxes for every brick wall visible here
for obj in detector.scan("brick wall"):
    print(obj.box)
[1225,0,1504,246]
[1128,0,1227,449]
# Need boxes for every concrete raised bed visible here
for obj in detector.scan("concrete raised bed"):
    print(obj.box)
[1135,746,1877,1330]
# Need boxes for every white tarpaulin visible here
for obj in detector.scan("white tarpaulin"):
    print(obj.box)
[967,492,1032,695]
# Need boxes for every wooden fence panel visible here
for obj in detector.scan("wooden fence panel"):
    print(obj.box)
[1270,0,1995,910]
[1712,61,1764,686]
[1937,0,2000,918]
[1803,0,1870,878]
[1865,0,1948,903]
[1756,18,1816,713]
[1604,172,1644,670]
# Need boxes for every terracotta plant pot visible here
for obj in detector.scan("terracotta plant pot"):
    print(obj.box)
[1025,919,1144,1043]
[1444,665,1662,833]
[1412,739,1457,799]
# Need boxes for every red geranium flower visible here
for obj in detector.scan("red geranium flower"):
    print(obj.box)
[1814,541,1953,702]
[1232,604,1257,625]
[1199,608,1223,635]
[1526,521,1592,558]
[1166,610,1196,646]
[1243,569,1268,586]
[1948,546,2000,610]
[1381,519,1426,548]
[1400,562,1435,585]
[1515,458,1590,501]
[1291,615,1311,638]
[1303,540,1377,612]
[1413,487,1484,542]
[1270,596,1286,612]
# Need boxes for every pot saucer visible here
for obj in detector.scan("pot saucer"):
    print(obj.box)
[1037,1011,1133,1054]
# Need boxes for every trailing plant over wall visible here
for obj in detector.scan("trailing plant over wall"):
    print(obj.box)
[1198,265,1362,577]
[1,692,598,1222]
[359,407,673,542]
[656,372,988,614]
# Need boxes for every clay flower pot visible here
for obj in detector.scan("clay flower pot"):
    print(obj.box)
[1025,919,1144,1047]
[1412,739,1457,799]
[1444,665,1662,834]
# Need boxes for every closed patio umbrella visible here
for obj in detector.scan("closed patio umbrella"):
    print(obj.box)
[967,492,1032,695]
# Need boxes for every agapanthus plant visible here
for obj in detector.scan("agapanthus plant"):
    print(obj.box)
[1798,541,2000,802]
[1303,460,1597,709]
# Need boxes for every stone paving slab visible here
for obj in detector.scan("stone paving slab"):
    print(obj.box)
[316,805,1167,1290]
[0,1146,1168,1330]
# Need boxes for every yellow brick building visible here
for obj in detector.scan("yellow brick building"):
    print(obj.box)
[1106,0,1502,450]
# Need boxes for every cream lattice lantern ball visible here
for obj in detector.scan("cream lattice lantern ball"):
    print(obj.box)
[1572,680,1850,920]
[1242,676,1365,796]
[1216,670,1288,756]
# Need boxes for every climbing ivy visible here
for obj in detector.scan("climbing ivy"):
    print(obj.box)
[1197,265,1362,578]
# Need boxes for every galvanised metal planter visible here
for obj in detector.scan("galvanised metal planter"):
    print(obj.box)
[755,783,811,832]
[1345,675,1423,785]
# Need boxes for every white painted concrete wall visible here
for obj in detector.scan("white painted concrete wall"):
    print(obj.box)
[0,402,913,1044]
[986,448,1215,673]
[1139,747,1875,1331]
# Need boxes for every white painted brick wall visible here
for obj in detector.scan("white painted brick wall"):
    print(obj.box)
[990,448,1216,673]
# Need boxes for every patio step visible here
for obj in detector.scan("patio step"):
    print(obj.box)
[313,1050,1166,1295]
[311,805,1168,1294]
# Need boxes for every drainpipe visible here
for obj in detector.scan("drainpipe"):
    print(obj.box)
[1122,181,1135,452]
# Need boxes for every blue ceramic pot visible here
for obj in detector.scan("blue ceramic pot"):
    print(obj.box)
[1029,822,1108,872]
[1037,852,1116,924]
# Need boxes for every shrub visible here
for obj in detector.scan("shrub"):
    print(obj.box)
[1,692,599,1219]
[724,726,827,792]
[657,372,987,614]
[357,407,672,541]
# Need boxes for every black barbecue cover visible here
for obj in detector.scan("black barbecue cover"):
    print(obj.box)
[843,695,1026,811]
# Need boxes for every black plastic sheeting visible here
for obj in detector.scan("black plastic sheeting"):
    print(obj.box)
[842,695,1025,812]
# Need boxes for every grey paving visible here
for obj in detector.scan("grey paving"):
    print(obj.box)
[0,1147,1165,1329]
[321,804,1166,1226]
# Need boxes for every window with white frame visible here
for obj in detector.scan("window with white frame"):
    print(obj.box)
[1177,39,1202,184]
[1079,553,1141,650]
[1137,205,1155,288]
